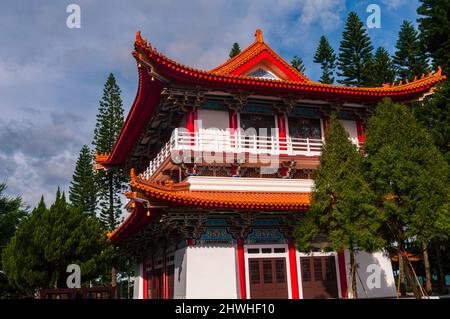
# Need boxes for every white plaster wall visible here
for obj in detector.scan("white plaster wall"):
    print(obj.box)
[133,262,144,299]
[185,244,238,299]
[339,119,359,146]
[344,251,397,298]
[174,247,188,299]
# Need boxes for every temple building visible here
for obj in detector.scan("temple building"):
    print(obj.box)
[96,29,445,299]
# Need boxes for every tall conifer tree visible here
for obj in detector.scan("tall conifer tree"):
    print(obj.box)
[365,47,396,87]
[69,145,97,214]
[418,0,450,73]
[291,56,306,74]
[296,115,384,298]
[337,12,373,86]
[92,73,126,231]
[229,43,241,59]
[393,21,429,81]
[313,36,336,84]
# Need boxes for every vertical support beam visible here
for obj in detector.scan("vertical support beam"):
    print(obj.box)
[337,250,348,299]
[142,259,147,299]
[277,113,287,152]
[288,239,300,299]
[322,114,330,140]
[151,255,155,299]
[162,251,167,299]
[237,239,247,299]
[229,109,239,176]
[356,117,366,146]
[186,109,197,147]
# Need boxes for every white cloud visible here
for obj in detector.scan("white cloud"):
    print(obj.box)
[380,0,409,10]
[297,0,346,31]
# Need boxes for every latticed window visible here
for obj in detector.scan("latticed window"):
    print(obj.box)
[247,68,278,79]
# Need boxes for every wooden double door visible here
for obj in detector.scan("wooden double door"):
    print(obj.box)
[300,256,339,299]
[249,258,289,299]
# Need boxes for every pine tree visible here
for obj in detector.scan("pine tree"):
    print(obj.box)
[291,56,306,74]
[229,43,241,59]
[337,12,373,86]
[365,98,450,298]
[69,145,97,214]
[393,21,429,81]
[313,36,337,84]
[2,189,111,295]
[92,73,127,231]
[365,47,396,87]
[418,0,450,73]
[296,114,384,299]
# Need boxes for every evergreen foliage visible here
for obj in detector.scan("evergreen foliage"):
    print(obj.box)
[365,47,396,87]
[393,21,429,81]
[337,12,373,86]
[313,36,337,84]
[69,145,97,214]
[291,56,306,74]
[229,43,241,59]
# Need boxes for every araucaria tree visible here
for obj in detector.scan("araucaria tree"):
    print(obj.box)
[1,189,111,296]
[365,98,450,298]
[291,56,306,74]
[69,144,97,214]
[366,47,396,87]
[314,36,336,84]
[93,73,127,231]
[418,0,450,73]
[229,43,241,59]
[338,12,373,86]
[296,115,384,299]
[393,21,429,81]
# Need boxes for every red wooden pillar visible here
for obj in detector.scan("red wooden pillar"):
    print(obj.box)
[142,258,147,299]
[229,109,239,176]
[322,114,330,139]
[277,113,287,152]
[356,117,366,146]
[237,239,247,299]
[162,252,167,299]
[337,250,348,299]
[186,109,197,146]
[288,239,300,299]
[151,256,156,299]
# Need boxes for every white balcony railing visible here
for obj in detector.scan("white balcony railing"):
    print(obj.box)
[142,128,323,180]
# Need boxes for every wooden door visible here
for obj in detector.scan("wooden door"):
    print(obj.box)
[249,258,289,299]
[300,256,339,299]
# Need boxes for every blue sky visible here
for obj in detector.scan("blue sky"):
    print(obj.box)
[0,0,420,207]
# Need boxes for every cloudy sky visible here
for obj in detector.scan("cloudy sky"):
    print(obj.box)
[0,0,420,207]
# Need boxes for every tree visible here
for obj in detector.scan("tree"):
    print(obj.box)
[0,183,27,298]
[313,36,337,84]
[337,12,373,86]
[417,0,450,73]
[296,115,384,298]
[393,21,429,81]
[365,47,396,87]
[365,98,450,298]
[229,43,241,59]
[69,145,97,214]
[291,56,306,74]
[2,189,112,296]
[92,73,126,231]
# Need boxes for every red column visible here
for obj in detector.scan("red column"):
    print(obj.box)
[186,109,197,147]
[237,239,247,299]
[151,256,155,299]
[162,252,167,299]
[277,113,287,152]
[142,259,147,299]
[288,239,300,299]
[356,118,366,146]
[322,114,330,139]
[337,250,348,299]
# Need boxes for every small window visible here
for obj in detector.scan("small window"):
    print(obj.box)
[274,248,286,253]
[261,248,272,254]
[247,68,278,79]
[248,248,260,254]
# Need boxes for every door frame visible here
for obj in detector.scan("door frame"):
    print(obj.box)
[244,243,292,299]
[297,252,343,299]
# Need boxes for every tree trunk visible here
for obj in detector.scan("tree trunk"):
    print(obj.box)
[349,248,358,299]
[402,255,421,299]
[111,266,117,288]
[434,243,448,295]
[398,253,406,296]
[422,244,432,295]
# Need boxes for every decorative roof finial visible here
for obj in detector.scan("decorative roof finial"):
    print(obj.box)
[255,29,263,43]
